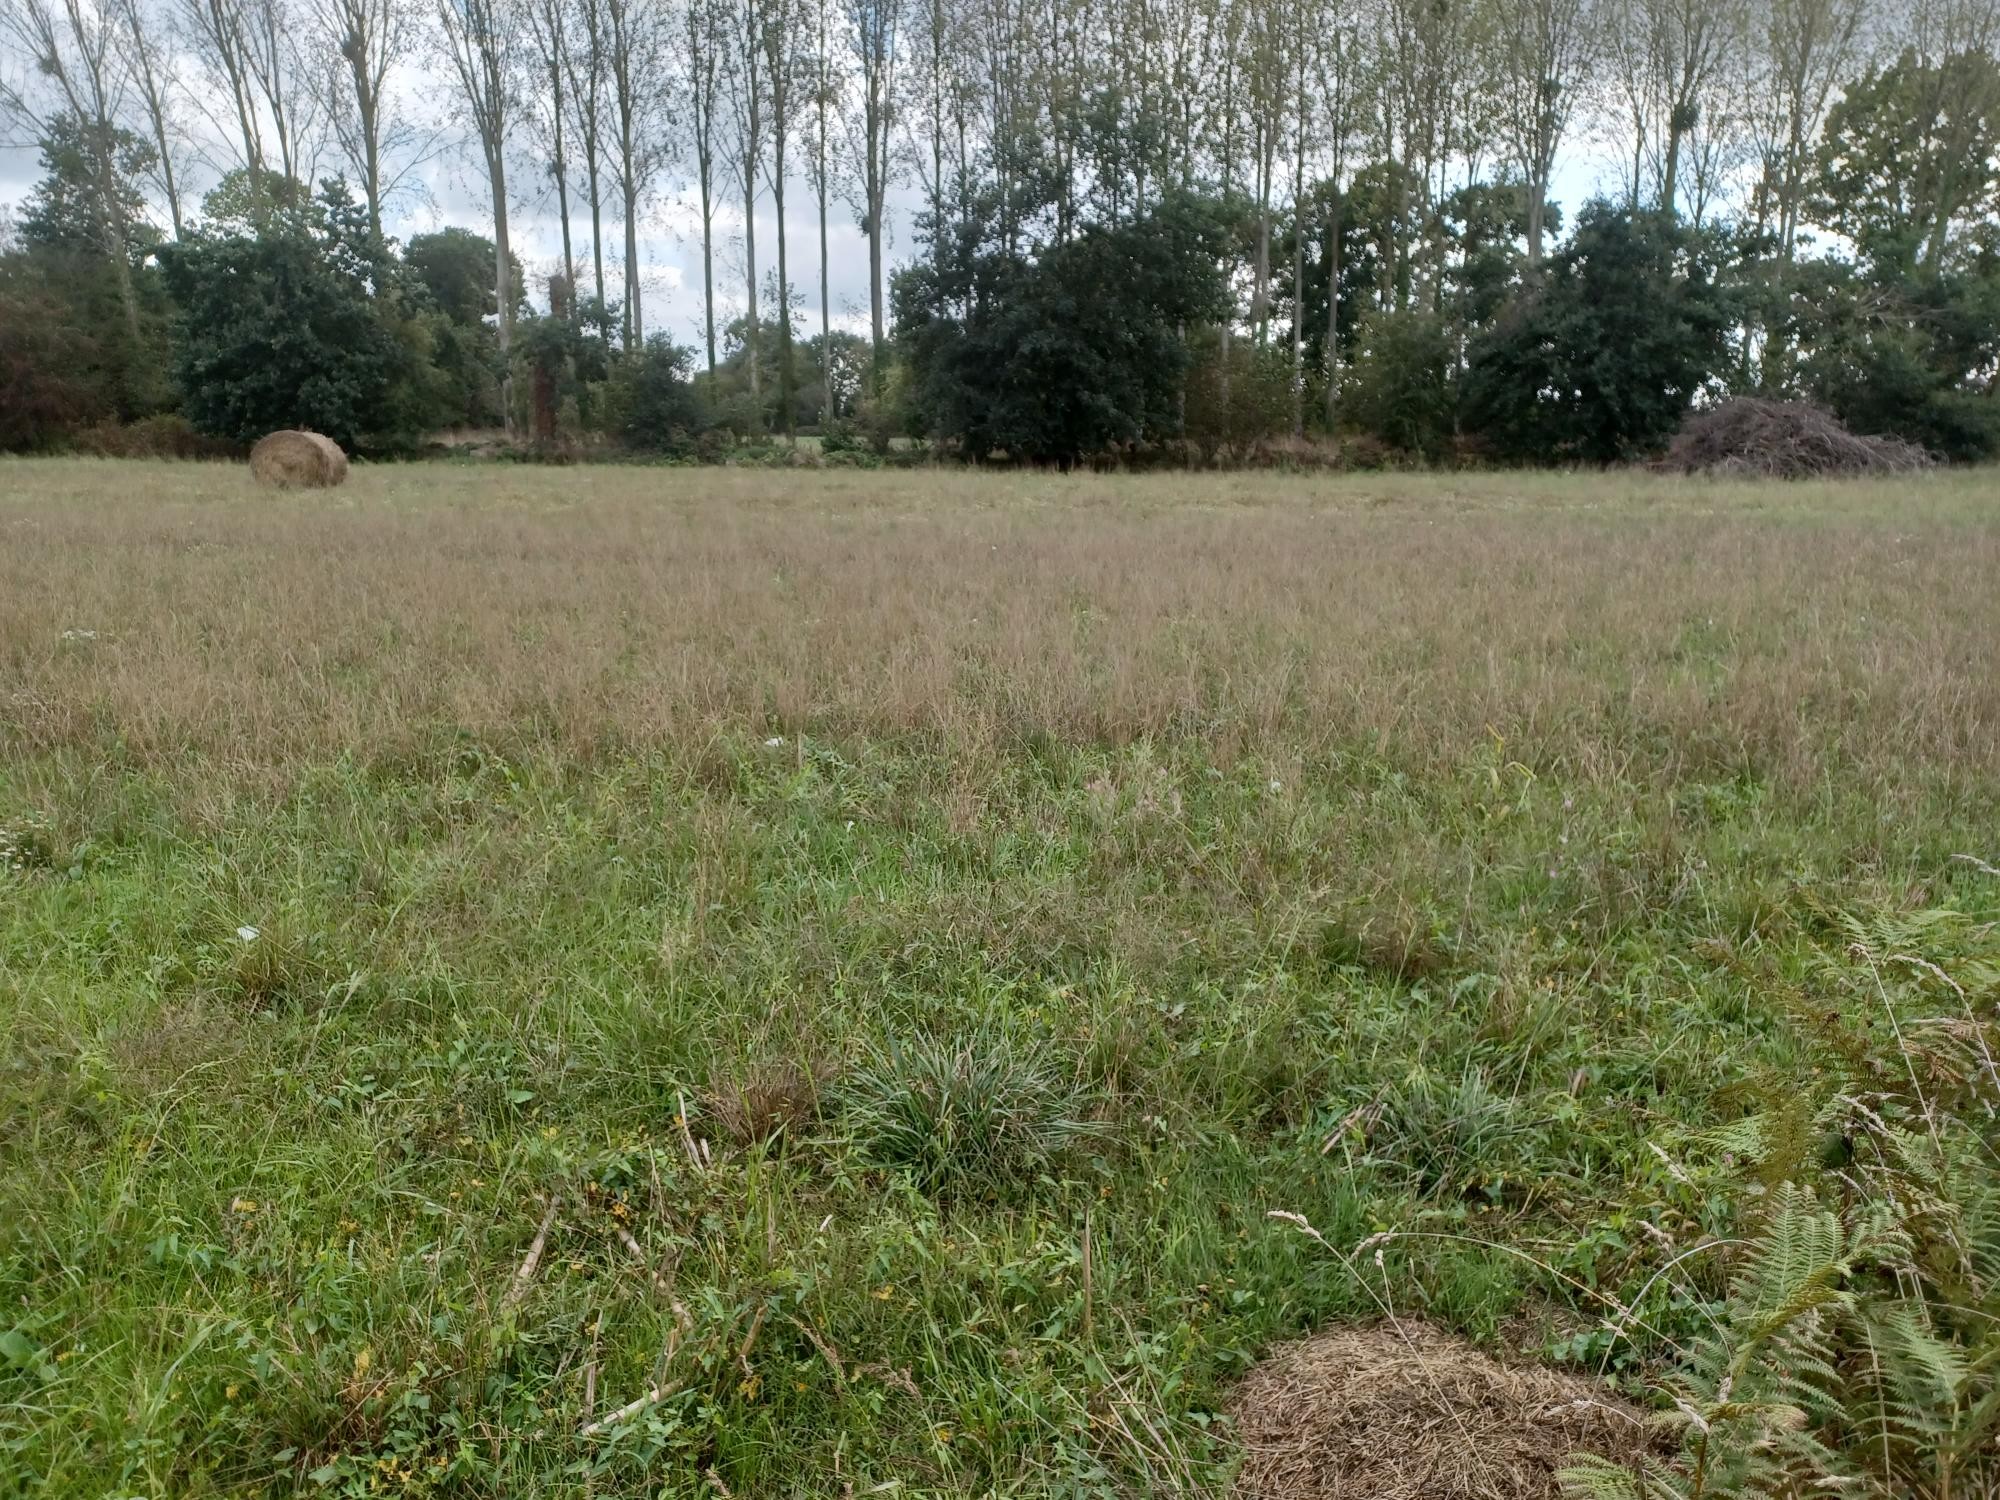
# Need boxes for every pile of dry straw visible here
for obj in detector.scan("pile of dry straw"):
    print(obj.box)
[1230,1320,1656,1500]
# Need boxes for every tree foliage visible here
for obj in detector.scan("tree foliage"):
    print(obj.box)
[157,185,422,448]
[6,13,2000,468]
[1461,206,1735,464]
[897,193,1227,465]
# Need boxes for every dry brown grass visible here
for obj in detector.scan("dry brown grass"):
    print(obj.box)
[1230,1320,1656,1499]
[2,460,1996,800]
[706,1056,835,1145]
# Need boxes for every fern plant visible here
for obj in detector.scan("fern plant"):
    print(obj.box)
[1563,899,2000,1500]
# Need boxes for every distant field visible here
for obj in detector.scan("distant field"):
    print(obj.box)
[2,458,1997,1496]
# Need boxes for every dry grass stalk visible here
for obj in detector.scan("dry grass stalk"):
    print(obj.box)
[1228,1320,1654,1500]
[582,1309,602,1423]
[579,1301,692,1438]
[248,430,349,488]
[502,1197,560,1313]
[786,1314,848,1386]
[611,1224,676,1297]
[579,1377,682,1438]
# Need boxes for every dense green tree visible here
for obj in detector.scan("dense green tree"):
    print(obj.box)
[17,115,156,261]
[1460,205,1735,463]
[194,169,316,240]
[1786,47,2000,461]
[1795,257,2000,461]
[897,194,1228,466]
[0,284,107,449]
[9,26,2000,467]
[1440,182,1540,336]
[406,228,529,327]
[157,185,418,449]
[799,330,870,425]
[607,334,706,450]
[1343,310,1456,459]
[6,117,173,426]
[1280,164,1427,384]
[398,228,533,432]
[1812,50,2000,280]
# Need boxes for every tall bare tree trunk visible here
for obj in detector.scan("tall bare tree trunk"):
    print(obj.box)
[687,0,723,372]
[761,0,798,437]
[842,0,896,392]
[728,0,764,403]
[437,0,519,432]
[566,0,609,322]
[815,96,830,420]
[116,0,188,236]
[529,0,576,300]
[1322,183,1342,430]
[5,0,144,338]
[607,0,660,348]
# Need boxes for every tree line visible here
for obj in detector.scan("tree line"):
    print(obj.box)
[2,0,1997,465]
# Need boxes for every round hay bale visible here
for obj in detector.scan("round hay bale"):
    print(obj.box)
[1229,1320,1658,1500]
[249,430,349,488]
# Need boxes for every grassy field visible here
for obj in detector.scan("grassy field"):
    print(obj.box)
[1,458,1997,1498]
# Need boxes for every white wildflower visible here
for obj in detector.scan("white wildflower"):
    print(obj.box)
[236,925,261,943]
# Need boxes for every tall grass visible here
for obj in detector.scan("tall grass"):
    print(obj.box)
[2,461,1994,794]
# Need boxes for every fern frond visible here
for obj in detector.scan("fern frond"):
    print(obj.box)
[1732,1183,1848,1342]
[1556,1453,1687,1500]
[1867,1301,1969,1405]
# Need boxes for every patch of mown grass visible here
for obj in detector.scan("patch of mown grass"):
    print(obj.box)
[0,465,1996,1496]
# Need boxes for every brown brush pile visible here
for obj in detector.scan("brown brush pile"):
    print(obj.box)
[1662,398,1932,479]
[249,430,349,488]
[1230,1321,1657,1500]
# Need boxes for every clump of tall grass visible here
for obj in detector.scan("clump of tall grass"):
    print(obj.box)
[841,1026,1104,1196]
[1371,1067,1540,1198]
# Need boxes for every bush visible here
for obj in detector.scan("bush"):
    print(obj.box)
[1461,204,1734,464]
[0,287,106,451]
[1798,268,2000,464]
[1182,337,1295,461]
[158,196,424,450]
[1345,310,1455,459]
[70,413,237,459]
[605,334,705,451]
[1372,1068,1538,1199]
[817,418,865,455]
[852,368,910,455]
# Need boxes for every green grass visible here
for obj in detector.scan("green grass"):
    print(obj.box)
[1,460,1996,1497]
